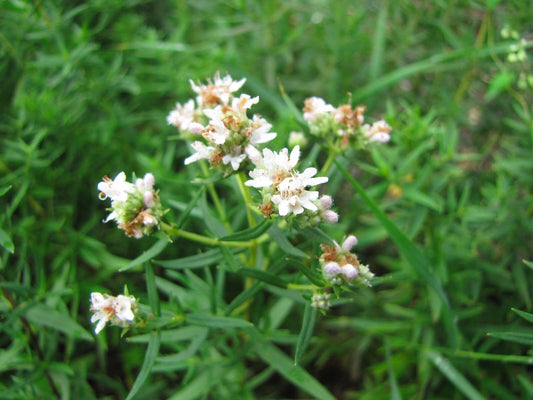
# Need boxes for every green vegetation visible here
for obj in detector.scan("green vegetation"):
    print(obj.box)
[1,1,533,399]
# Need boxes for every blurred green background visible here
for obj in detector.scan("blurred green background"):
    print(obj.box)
[1,0,533,399]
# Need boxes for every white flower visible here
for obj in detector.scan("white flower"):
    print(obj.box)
[245,146,300,188]
[222,146,247,170]
[90,292,113,334]
[167,99,196,131]
[97,172,136,203]
[231,93,259,113]
[190,72,246,107]
[303,97,335,123]
[248,115,277,145]
[202,107,231,144]
[362,120,392,143]
[114,295,136,321]
[184,141,215,165]
[90,292,137,334]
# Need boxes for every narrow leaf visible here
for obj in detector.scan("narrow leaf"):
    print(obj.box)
[237,267,287,288]
[167,370,214,400]
[185,313,253,329]
[221,218,272,241]
[488,331,533,345]
[386,339,402,400]
[0,228,14,254]
[512,308,533,324]
[269,224,308,259]
[290,258,325,287]
[249,328,335,400]
[25,304,92,341]
[145,263,160,316]
[175,186,205,228]
[156,248,244,270]
[300,227,335,246]
[119,239,169,272]
[294,305,317,365]
[426,351,485,400]
[125,331,160,400]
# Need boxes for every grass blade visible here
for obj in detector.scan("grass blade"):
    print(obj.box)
[386,339,402,400]
[125,331,160,400]
[426,351,485,400]
[248,328,335,400]
[185,313,253,329]
[119,239,169,272]
[294,305,317,365]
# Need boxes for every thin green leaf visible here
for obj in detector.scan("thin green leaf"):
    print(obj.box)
[369,1,387,80]
[167,370,214,400]
[426,351,485,400]
[289,258,325,287]
[403,188,444,213]
[294,305,317,365]
[174,186,205,228]
[220,218,272,241]
[198,191,228,237]
[269,224,308,259]
[512,308,533,324]
[145,263,160,317]
[523,259,533,270]
[248,328,335,400]
[156,248,243,270]
[119,239,169,272]
[128,326,205,344]
[225,281,263,316]
[125,331,160,400]
[485,71,515,101]
[0,228,14,254]
[25,304,92,341]
[0,185,12,197]
[488,331,533,345]
[185,313,253,329]
[236,267,287,288]
[300,227,335,246]
[386,339,402,400]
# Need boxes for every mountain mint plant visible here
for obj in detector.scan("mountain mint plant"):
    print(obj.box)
[94,72,390,339]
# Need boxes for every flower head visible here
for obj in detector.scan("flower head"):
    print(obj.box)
[190,72,246,107]
[320,236,374,286]
[245,146,332,224]
[97,172,165,238]
[90,292,137,334]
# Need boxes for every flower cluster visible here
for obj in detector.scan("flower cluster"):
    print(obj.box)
[97,172,164,238]
[167,72,277,175]
[90,292,137,334]
[311,292,331,311]
[303,96,392,147]
[245,145,337,226]
[320,235,374,287]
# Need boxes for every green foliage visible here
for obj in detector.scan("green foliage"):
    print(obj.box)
[1,0,533,399]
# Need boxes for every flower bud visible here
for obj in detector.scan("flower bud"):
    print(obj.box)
[342,235,358,252]
[322,210,339,223]
[341,264,358,279]
[324,262,341,275]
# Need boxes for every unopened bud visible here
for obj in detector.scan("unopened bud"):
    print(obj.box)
[342,235,358,252]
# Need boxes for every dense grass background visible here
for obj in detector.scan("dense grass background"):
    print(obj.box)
[2,0,533,399]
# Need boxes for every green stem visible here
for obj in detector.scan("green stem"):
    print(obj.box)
[235,172,255,228]
[287,284,316,291]
[319,142,340,176]
[199,160,227,223]
[161,222,268,248]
